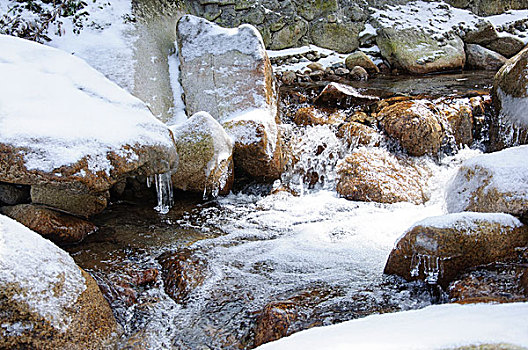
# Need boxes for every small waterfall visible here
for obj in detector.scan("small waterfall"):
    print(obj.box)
[152,172,174,214]
[410,254,443,285]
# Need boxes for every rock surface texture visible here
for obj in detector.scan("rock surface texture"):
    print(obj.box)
[0,215,118,349]
[384,212,528,287]
[171,112,234,197]
[446,145,528,221]
[490,45,528,151]
[177,15,284,180]
[0,35,177,216]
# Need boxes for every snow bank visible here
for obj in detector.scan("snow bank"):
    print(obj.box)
[257,302,528,350]
[0,34,174,174]
[0,214,86,330]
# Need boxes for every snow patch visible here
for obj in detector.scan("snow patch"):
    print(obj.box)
[410,212,523,231]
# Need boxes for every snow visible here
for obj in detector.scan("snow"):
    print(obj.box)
[177,15,266,61]
[497,87,528,126]
[47,0,136,91]
[168,49,188,127]
[0,34,174,174]
[0,214,86,331]
[409,212,523,231]
[268,45,348,73]
[256,302,528,350]
[446,145,528,213]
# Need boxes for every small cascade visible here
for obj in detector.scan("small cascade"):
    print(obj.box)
[410,254,443,285]
[153,172,174,214]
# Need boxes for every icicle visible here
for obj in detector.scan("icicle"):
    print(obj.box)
[154,172,173,214]
[146,175,153,188]
[409,254,442,285]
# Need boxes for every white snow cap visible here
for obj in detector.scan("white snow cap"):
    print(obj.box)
[177,14,267,61]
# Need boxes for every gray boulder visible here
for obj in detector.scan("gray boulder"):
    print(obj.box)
[466,44,507,70]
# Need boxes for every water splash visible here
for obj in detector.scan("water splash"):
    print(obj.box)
[153,172,174,214]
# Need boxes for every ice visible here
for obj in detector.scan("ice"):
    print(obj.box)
[154,172,174,214]
[167,48,188,127]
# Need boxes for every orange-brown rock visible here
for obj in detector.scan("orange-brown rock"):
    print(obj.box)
[0,204,97,244]
[345,51,380,74]
[384,212,528,288]
[254,302,298,347]
[158,248,207,304]
[293,107,345,126]
[336,148,430,204]
[435,97,474,147]
[314,82,379,108]
[378,100,444,156]
[336,122,382,147]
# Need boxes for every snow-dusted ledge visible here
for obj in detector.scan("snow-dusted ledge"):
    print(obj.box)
[256,302,528,350]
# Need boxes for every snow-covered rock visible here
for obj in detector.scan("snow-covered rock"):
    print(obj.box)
[171,112,234,197]
[0,214,118,349]
[384,212,528,287]
[256,302,528,350]
[336,147,431,205]
[446,145,528,220]
[176,15,284,180]
[490,45,528,150]
[0,35,178,202]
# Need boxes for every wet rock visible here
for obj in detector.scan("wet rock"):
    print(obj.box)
[349,66,369,81]
[435,97,475,147]
[378,100,444,156]
[446,145,528,221]
[0,215,118,349]
[0,35,177,198]
[177,15,284,180]
[0,204,97,244]
[466,44,507,71]
[490,45,528,151]
[307,62,324,72]
[310,18,363,53]
[293,107,345,126]
[448,263,528,304]
[281,70,297,85]
[463,20,499,46]
[336,122,382,147]
[345,51,380,74]
[31,185,109,218]
[384,212,528,288]
[485,35,526,58]
[171,112,234,197]
[0,182,30,205]
[313,82,379,108]
[254,301,298,347]
[377,28,465,74]
[158,248,208,304]
[336,147,431,205]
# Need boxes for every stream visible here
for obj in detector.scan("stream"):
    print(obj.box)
[65,70,491,348]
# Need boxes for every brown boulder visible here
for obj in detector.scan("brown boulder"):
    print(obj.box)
[0,204,97,244]
[378,100,444,156]
[345,51,380,73]
[490,45,528,151]
[435,97,476,147]
[0,182,30,205]
[314,82,379,108]
[485,35,526,59]
[384,212,528,288]
[336,148,430,204]
[336,122,382,147]
[158,248,208,304]
[254,302,298,347]
[293,107,345,126]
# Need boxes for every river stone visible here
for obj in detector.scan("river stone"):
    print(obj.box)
[309,19,363,53]
[0,35,178,196]
[0,215,118,349]
[336,122,382,147]
[349,66,369,81]
[296,0,339,21]
[176,15,284,180]
[345,51,380,73]
[171,112,234,197]
[31,185,109,218]
[314,82,379,108]
[446,145,528,221]
[378,100,444,156]
[377,28,466,74]
[463,20,499,46]
[447,0,528,16]
[384,212,528,288]
[485,35,526,58]
[435,97,476,147]
[490,45,528,151]
[293,107,345,126]
[336,147,430,205]
[158,248,208,304]
[0,182,30,205]
[269,18,309,50]
[0,204,97,244]
[254,301,298,347]
[466,44,507,71]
